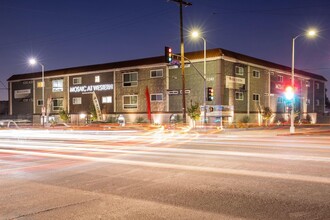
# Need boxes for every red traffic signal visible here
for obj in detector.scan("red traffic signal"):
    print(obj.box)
[207,87,214,101]
[284,86,294,100]
[165,46,172,63]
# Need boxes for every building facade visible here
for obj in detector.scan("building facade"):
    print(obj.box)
[7,48,327,125]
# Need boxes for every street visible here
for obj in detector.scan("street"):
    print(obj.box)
[1,128,330,219]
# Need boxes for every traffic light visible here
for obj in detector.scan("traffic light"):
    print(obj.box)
[284,85,294,100]
[165,46,172,63]
[207,87,214,101]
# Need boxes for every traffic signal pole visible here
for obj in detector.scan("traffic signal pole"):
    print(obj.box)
[169,0,192,124]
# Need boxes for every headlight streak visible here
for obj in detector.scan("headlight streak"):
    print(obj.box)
[0,138,330,163]
[1,148,330,185]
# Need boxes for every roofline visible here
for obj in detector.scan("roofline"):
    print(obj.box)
[7,48,327,82]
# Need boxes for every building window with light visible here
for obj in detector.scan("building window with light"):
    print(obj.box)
[102,96,112,103]
[123,72,138,87]
[52,98,64,111]
[252,93,260,101]
[73,97,82,105]
[277,75,283,82]
[37,99,43,106]
[37,81,44,88]
[150,69,163,78]
[235,92,243,100]
[52,79,63,92]
[151,93,163,102]
[252,70,260,78]
[95,75,100,83]
[73,77,82,85]
[123,95,137,109]
[306,99,310,105]
[306,81,310,87]
[235,66,244,75]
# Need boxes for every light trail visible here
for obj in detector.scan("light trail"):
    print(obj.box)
[1,137,330,163]
[1,148,330,184]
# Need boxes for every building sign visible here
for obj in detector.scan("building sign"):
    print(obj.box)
[167,89,190,95]
[14,89,31,99]
[201,105,234,117]
[225,76,245,89]
[69,84,113,93]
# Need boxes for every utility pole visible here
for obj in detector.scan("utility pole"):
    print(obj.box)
[169,0,192,124]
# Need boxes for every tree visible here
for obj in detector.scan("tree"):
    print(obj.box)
[59,110,69,122]
[187,102,201,128]
[262,107,274,126]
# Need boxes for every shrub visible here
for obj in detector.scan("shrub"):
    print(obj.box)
[135,117,146,123]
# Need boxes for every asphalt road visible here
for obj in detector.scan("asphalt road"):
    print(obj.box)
[0,128,330,219]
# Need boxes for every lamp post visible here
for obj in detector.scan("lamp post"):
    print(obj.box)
[290,29,317,133]
[29,58,45,127]
[191,30,207,124]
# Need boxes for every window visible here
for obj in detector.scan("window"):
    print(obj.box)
[252,93,260,101]
[252,70,260,78]
[102,96,112,103]
[306,99,310,105]
[277,97,283,104]
[52,98,63,111]
[123,72,138,87]
[150,69,163,78]
[73,77,82,85]
[123,95,138,109]
[52,79,63,92]
[151,93,163,102]
[306,81,310,87]
[277,75,283,82]
[315,82,320,89]
[37,81,44,88]
[95,75,100,83]
[235,92,243,100]
[37,99,43,106]
[316,99,320,106]
[235,66,244,75]
[73,97,82,105]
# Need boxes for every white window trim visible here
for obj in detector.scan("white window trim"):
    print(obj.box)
[235,66,244,75]
[123,95,138,109]
[52,79,64,92]
[150,93,163,102]
[316,99,320,106]
[95,75,100,83]
[150,69,163,78]
[73,97,82,105]
[37,99,43,106]
[123,72,138,87]
[252,93,260,101]
[73,77,82,85]
[102,96,112,103]
[315,82,320,89]
[252,70,260,78]
[235,92,244,100]
[52,98,64,111]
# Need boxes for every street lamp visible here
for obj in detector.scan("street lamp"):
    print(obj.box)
[29,58,45,126]
[191,30,207,125]
[290,29,317,133]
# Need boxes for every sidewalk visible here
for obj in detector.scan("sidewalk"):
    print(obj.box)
[190,124,330,136]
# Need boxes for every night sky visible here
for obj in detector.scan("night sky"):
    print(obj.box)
[1,0,330,100]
